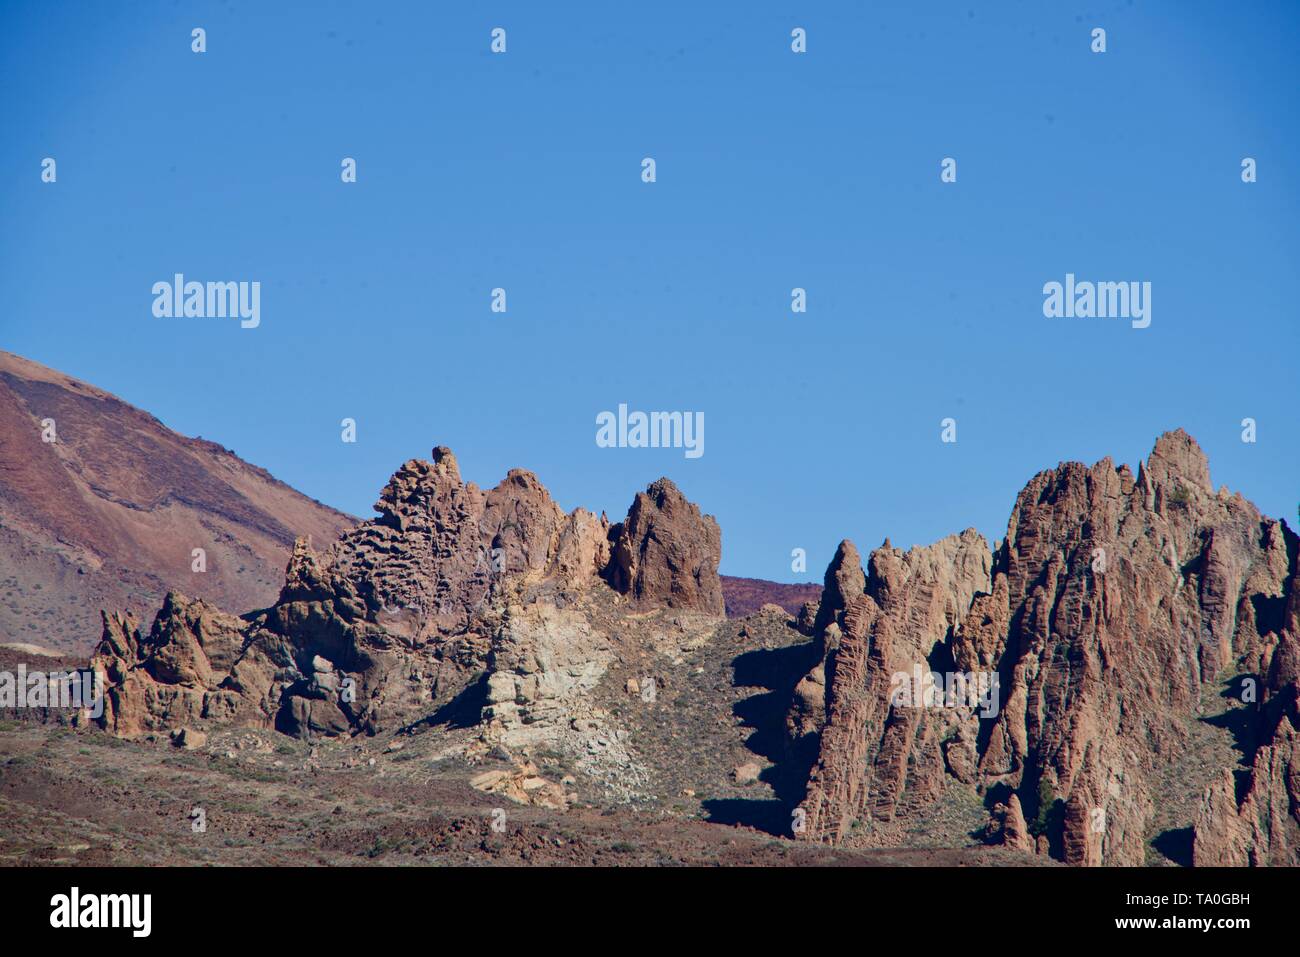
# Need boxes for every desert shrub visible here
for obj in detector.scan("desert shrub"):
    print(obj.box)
[1029,778,1056,837]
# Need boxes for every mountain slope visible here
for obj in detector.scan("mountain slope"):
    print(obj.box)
[0,350,356,651]
[718,576,821,618]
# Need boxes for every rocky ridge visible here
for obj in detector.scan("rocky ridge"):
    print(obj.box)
[90,447,726,802]
[73,430,1300,864]
[787,430,1298,865]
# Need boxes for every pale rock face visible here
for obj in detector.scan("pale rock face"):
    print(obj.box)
[469,761,572,810]
[170,727,208,750]
[482,602,610,734]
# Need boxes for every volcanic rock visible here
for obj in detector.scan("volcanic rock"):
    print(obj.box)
[790,430,1299,865]
[91,449,726,763]
[794,530,991,844]
[605,478,724,615]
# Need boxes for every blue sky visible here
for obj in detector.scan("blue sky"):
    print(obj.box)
[1,1,1296,582]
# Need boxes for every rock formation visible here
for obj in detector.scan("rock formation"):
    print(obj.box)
[76,428,1300,864]
[605,478,725,615]
[91,448,726,775]
[790,430,1299,865]
[1192,556,1300,865]
[793,530,992,844]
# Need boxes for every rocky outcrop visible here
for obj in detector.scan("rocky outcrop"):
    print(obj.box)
[94,596,290,735]
[791,431,1298,865]
[785,542,863,765]
[92,449,725,753]
[83,429,1299,863]
[794,530,992,844]
[605,478,724,615]
[987,792,1034,853]
[469,761,574,810]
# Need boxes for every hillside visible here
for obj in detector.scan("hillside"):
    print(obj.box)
[718,576,821,618]
[0,351,356,651]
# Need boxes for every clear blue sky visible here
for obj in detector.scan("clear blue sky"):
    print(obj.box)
[2,1,1296,582]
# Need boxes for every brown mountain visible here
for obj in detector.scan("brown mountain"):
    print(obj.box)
[0,351,356,652]
[718,576,821,618]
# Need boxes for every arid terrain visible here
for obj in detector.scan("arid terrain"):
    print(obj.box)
[1,353,1297,867]
[0,351,355,652]
[0,632,1038,867]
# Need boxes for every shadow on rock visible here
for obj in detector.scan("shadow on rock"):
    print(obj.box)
[704,637,822,835]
